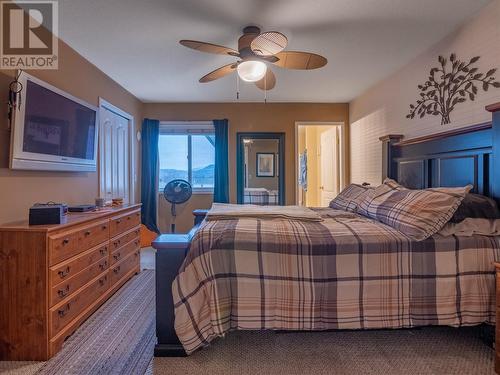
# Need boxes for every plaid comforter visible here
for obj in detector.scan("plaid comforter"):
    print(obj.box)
[172,208,500,354]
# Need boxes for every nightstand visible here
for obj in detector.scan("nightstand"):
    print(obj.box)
[151,209,206,357]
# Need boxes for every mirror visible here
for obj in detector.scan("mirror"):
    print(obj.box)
[237,132,285,205]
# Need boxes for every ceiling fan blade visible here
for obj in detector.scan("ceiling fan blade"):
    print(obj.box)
[255,68,276,91]
[251,31,288,56]
[273,51,327,70]
[199,63,237,83]
[180,40,239,56]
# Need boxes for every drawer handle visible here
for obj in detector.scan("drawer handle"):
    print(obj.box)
[135,230,139,235]
[98,277,106,286]
[134,251,139,257]
[58,266,70,279]
[58,303,71,317]
[84,230,91,236]
[114,239,121,247]
[57,285,70,298]
[113,253,121,260]
[134,240,139,246]
[113,266,121,274]
[135,212,140,217]
[100,247,107,256]
[102,225,107,230]
[116,219,121,224]
[62,238,70,245]
[99,261,107,270]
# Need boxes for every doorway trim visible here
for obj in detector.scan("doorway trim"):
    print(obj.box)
[294,121,347,205]
[98,98,136,203]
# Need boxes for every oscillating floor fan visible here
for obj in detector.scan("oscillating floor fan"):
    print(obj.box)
[163,179,193,233]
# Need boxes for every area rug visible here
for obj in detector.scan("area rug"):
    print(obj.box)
[154,327,495,375]
[0,270,155,375]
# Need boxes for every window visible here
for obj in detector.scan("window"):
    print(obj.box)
[158,123,215,192]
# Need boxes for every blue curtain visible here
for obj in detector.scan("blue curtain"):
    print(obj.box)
[140,118,160,233]
[213,119,229,203]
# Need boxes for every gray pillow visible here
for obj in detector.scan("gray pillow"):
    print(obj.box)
[450,193,500,223]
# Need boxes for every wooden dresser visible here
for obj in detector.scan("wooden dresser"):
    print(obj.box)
[0,204,141,360]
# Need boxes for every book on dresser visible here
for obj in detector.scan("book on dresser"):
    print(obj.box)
[0,204,142,360]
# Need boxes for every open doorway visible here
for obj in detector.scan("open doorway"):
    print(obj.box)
[295,122,346,207]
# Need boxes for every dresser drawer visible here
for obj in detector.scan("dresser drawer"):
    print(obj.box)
[49,243,108,288]
[109,210,141,237]
[49,256,109,307]
[77,220,109,251]
[109,250,140,286]
[110,226,140,252]
[49,272,109,338]
[49,232,80,266]
[110,237,141,265]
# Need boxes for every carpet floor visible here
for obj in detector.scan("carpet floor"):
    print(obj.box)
[156,327,494,375]
[0,268,496,375]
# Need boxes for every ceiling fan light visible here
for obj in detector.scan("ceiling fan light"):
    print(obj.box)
[237,60,267,82]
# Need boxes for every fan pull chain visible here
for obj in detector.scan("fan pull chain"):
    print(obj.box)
[236,74,240,100]
[264,75,267,103]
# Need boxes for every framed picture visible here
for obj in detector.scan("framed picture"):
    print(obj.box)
[256,153,275,177]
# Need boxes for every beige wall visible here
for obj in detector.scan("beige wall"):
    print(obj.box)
[0,39,143,224]
[144,103,349,207]
[349,0,500,185]
[305,127,320,206]
[158,193,213,233]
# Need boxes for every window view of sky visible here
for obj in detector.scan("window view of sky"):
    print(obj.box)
[192,135,214,170]
[158,134,214,189]
[159,135,188,171]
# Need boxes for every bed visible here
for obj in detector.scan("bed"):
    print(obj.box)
[153,105,500,356]
[243,187,279,205]
[174,208,498,354]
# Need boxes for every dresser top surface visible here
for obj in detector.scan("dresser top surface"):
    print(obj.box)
[0,204,142,232]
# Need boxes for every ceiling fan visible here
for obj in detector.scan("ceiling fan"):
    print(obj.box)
[179,26,328,91]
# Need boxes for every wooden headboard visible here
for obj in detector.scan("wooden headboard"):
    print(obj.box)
[381,102,500,202]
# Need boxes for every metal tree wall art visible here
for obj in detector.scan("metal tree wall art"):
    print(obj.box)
[407,54,500,125]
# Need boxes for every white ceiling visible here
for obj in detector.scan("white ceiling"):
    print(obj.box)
[56,0,491,103]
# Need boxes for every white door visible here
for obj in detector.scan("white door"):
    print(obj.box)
[99,105,131,203]
[320,127,340,207]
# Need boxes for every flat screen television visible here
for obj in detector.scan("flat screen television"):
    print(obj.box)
[10,72,98,172]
